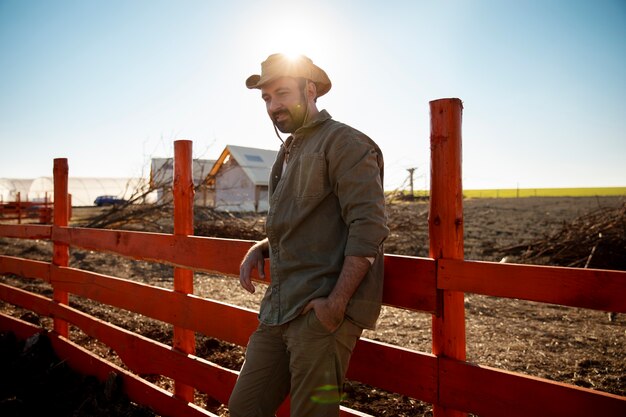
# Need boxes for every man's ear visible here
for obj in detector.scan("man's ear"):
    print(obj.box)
[306,80,318,102]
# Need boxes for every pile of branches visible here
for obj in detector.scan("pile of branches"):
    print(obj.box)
[502,203,626,271]
[194,210,266,241]
[83,204,173,232]
[82,199,266,241]
[383,200,429,256]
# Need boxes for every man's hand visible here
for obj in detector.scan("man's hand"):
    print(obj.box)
[239,239,268,294]
[302,297,346,333]
[301,256,372,332]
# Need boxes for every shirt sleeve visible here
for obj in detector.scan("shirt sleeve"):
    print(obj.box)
[329,130,389,258]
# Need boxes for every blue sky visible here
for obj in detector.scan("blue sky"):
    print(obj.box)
[1,0,624,190]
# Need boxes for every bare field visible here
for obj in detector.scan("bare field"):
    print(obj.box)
[1,196,625,416]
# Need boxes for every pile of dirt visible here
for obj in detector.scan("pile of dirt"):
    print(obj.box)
[0,330,153,417]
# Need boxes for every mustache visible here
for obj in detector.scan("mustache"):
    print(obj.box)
[271,109,290,122]
[272,109,292,123]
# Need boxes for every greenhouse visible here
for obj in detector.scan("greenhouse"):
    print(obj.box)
[0,179,34,202]
[25,177,152,206]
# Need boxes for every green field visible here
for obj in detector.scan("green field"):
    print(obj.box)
[393,187,626,199]
[463,187,626,198]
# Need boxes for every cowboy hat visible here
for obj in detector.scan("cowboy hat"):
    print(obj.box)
[246,53,332,97]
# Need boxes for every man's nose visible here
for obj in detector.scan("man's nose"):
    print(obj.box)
[267,98,283,114]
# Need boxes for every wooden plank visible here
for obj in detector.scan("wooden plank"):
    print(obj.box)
[438,259,626,313]
[50,266,259,346]
[0,312,42,340]
[348,338,438,404]
[0,224,52,239]
[51,226,438,312]
[52,227,263,278]
[47,333,218,417]
[0,283,238,403]
[0,255,51,282]
[0,312,216,417]
[383,255,437,313]
[2,277,439,407]
[53,158,70,337]
[172,140,196,401]
[429,98,466,417]
[439,358,626,417]
[0,285,406,417]
[49,261,441,404]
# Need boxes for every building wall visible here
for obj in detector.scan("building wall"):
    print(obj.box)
[215,159,265,212]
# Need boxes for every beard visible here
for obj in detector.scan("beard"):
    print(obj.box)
[272,103,307,134]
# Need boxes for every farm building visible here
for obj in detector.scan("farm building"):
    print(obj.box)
[150,157,215,206]
[27,177,149,206]
[207,145,278,212]
[0,178,34,202]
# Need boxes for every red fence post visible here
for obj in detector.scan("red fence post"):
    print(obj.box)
[429,98,466,417]
[173,140,196,401]
[53,158,70,337]
[16,192,22,224]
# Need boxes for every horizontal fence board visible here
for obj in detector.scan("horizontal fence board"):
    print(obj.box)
[439,259,626,313]
[383,255,436,313]
[0,313,216,417]
[4,227,626,416]
[0,224,52,239]
[349,339,438,404]
[0,312,41,340]
[0,283,238,404]
[0,288,382,417]
[440,358,626,417]
[50,265,438,402]
[47,332,218,417]
[1,278,440,407]
[0,255,50,282]
[50,266,259,346]
[49,227,438,313]
[52,227,260,278]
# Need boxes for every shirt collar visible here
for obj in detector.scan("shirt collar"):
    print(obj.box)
[295,109,332,135]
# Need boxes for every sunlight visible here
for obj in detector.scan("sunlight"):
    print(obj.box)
[281,51,305,62]
[234,1,343,74]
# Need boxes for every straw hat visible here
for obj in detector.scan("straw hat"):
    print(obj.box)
[246,53,332,97]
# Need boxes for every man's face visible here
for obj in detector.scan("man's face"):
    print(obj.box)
[261,77,307,134]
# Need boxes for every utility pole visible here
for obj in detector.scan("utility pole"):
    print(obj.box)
[407,167,416,199]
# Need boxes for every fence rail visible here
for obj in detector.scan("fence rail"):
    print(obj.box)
[0,198,52,224]
[2,98,625,417]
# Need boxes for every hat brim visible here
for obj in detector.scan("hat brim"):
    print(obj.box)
[246,74,331,98]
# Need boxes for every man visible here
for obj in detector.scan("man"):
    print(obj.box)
[229,53,389,417]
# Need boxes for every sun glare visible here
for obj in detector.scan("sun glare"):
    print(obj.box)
[239,3,337,67]
[282,51,304,62]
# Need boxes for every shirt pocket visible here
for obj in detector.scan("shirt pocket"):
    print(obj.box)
[296,152,326,200]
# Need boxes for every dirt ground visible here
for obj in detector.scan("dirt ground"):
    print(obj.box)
[1,196,625,416]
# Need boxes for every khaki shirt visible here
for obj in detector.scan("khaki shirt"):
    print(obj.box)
[261,110,389,329]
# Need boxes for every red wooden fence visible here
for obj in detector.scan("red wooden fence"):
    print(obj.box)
[0,192,53,224]
[1,98,625,417]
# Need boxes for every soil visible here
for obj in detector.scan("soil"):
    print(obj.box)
[1,196,625,416]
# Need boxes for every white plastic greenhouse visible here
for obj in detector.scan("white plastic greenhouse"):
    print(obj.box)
[25,177,153,206]
[0,179,34,203]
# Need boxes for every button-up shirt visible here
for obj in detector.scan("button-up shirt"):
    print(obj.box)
[260,110,389,329]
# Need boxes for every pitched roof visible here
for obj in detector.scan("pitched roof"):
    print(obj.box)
[209,145,278,186]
